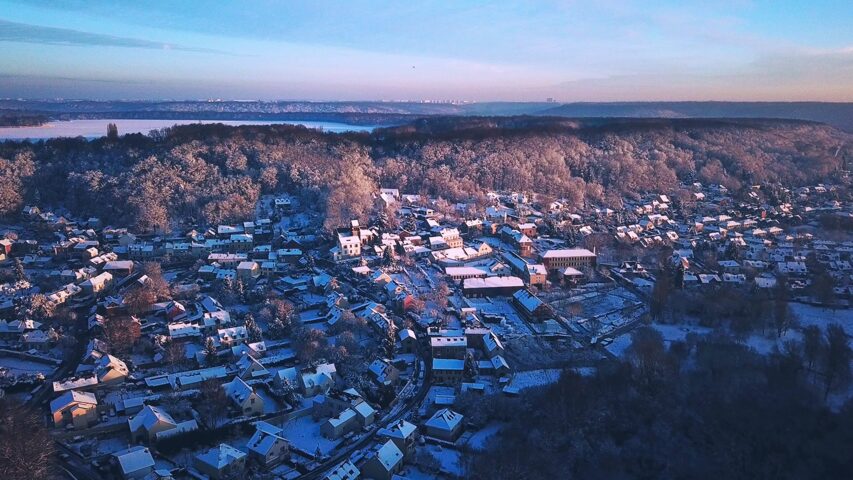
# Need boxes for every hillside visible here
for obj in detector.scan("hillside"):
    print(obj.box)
[0,117,849,231]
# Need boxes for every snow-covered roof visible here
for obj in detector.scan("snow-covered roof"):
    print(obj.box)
[369,440,404,472]
[424,408,464,432]
[114,446,155,475]
[197,443,247,469]
[542,248,596,258]
[129,405,176,433]
[247,421,287,456]
[50,389,97,413]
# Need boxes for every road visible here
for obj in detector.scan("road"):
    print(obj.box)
[56,440,105,480]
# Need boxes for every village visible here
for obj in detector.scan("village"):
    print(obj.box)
[0,178,851,480]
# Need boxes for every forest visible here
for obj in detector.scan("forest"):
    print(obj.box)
[0,111,48,127]
[464,327,853,480]
[0,117,849,232]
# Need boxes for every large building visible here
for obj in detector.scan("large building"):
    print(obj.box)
[541,248,597,271]
[462,276,524,297]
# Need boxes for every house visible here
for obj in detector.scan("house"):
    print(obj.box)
[377,419,419,459]
[102,260,135,276]
[423,408,464,442]
[96,354,129,384]
[432,358,465,385]
[353,400,377,427]
[462,276,524,297]
[113,446,156,480]
[313,388,365,419]
[500,227,533,257]
[482,331,505,359]
[81,271,113,295]
[368,359,400,387]
[237,354,270,380]
[541,248,596,271]
[51,390,98,429]
[128,405,177,443]
[502,251,547,286]
[399,328,417,353]
[236,261,260,281]
[438,228,464,249]
[22,329,50,351]
[517,222,537,238]
[512,289,552,321]
[444,266,488,281]
[246,421,290,468]
[223,377,264,416]
[321,408,358,439]
[216,326,248,348]
[335,220,374,260]
[324,461,360,480]
[195,444,247,480]
[430,336,467,359]
[361,440,405,480]
[300,363,339,396]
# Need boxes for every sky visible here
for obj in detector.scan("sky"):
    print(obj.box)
[0,0,851,102]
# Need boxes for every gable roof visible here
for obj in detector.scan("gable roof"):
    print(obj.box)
[114,446,155,475]
[197,443,246,469]
[50,389,97,414]
[128,405,176,433]
[368,440,404,472]
[246,421,287,456]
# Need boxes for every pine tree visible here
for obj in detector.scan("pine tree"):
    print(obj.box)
[204,336,219,365]
[463,350,478,381]
[383,319,397,359]
[244,313,262,342]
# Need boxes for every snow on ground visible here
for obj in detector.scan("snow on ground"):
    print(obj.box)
[791,303,853,336]
[424,443,465,477]
[398,465,444,480]
[82,434,132,456]
[255,388,286,414]
[509,369,562,390]
[466,422,503,452]
[651,323,713,344]
[604,332,634,357]
[742,329,803,356]
[278,415,340,456]
[423,385,456,409]
[464,297,531,336]
[572,366,597,377]
[0,356,57,376]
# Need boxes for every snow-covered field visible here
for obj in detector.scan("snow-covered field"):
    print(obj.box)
[278,415,340,455]
[509,369,562,390]
[791,303,853,336]
[604,333,635,357]
[466,422,503,452]
[423,443,465,477]
[0,356,57,376]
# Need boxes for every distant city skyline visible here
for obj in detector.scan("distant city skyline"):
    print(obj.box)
[1,0,851,101]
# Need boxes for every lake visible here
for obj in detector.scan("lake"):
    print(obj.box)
[0,118,375,140]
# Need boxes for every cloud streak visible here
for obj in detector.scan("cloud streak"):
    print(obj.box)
[0,19,226,54]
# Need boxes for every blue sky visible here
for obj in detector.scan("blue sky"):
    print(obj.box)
[0,0,851,101]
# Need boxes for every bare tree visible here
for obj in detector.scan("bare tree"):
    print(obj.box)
[197,380,229,428]
[0,400,56,480]
[822,323,851,400]
[802,325,822,378]
[103,316,141,353]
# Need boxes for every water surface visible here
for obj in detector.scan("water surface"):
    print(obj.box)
[0,118,375,140]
